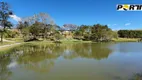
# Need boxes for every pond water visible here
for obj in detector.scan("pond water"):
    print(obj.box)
[0,42,142,80]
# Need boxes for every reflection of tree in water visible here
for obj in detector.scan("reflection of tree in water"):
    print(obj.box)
[7,43,112,73]
[11,44,65,73]
[90,43,112,60]
[0,55,12,80]
[22,60,55,73]
[62,43,112,60]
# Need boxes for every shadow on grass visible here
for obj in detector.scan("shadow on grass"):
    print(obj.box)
[24,38,41,42]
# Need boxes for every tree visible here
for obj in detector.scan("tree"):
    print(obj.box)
[39,12,55,39]
[73,30,82,40]
[22,27,30,41]
[54,31,63,41]
[112,31,118,39]
[17,21,29,32]
[39,12,54,25]
[29,21,42,39]
[118,30,142,38]
[42,24,56,39]
[4,29,20,38]
[90,24,113,42]
[17,12,56,41]
[79,25,89,36]
[0,2,13,42]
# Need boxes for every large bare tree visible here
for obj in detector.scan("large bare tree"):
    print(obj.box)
[39,12,55,39]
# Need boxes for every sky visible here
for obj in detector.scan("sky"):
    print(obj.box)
[2,0,142,30]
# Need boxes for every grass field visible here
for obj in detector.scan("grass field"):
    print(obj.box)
[112,38,139,42]
[0,41,15,46]
[0,43,21,55]
[5,38,24,42]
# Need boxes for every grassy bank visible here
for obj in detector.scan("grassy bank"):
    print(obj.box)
[3,38,140,46]
[112,38,139,42]
[5,38,24,42]
[24,40,92,45]
[60,39,92,43]
[60,38,139,43]
[0,39,23,55]
[0,39,92,54]
[24,41,54,45]
[0,41,15,46]
[0,43,22,56]
[0,38,140,54]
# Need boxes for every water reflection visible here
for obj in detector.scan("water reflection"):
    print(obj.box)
[13,43,113,60]
[5,43,112,72]
[0,56,12,80]
[0,43,113,79]
[62,43,112,60]
[110,42,142,53]
[1,42,142,80]
[10,44,63,73]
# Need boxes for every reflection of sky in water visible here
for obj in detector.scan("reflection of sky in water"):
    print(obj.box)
[7,61,18,69]
[109,42,142,53]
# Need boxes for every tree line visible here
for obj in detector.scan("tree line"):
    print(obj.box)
[1,2,142,43]
[16,13,61,42]
[118,30,142,38]
[16,20,118,42]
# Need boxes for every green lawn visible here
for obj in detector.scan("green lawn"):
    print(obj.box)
[0,39,22,54]
[0,43,21,55]
[112,38,139,42]
[5,38,24,42]
[60,39,92,43]
[0,42,15,46]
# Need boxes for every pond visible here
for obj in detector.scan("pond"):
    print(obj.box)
[0,42,142,80]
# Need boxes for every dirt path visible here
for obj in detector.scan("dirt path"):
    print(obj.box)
[0,43,21,49]
[3,39,15,42]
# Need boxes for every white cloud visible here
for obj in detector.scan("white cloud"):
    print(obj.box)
[125,23,131,26]
[108,24,110,26]
[9,15,21,22]
[113,24,117,26]
[108,24,117,26]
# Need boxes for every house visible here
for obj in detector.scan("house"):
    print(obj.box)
[60,30,73,39]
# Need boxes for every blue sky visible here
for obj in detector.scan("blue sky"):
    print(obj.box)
[2,0,142,30]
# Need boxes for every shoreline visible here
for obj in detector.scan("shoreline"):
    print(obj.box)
[0,38,140,53]
[0,39,139,47]
[0,43,21,48]
[0,43,22,53]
